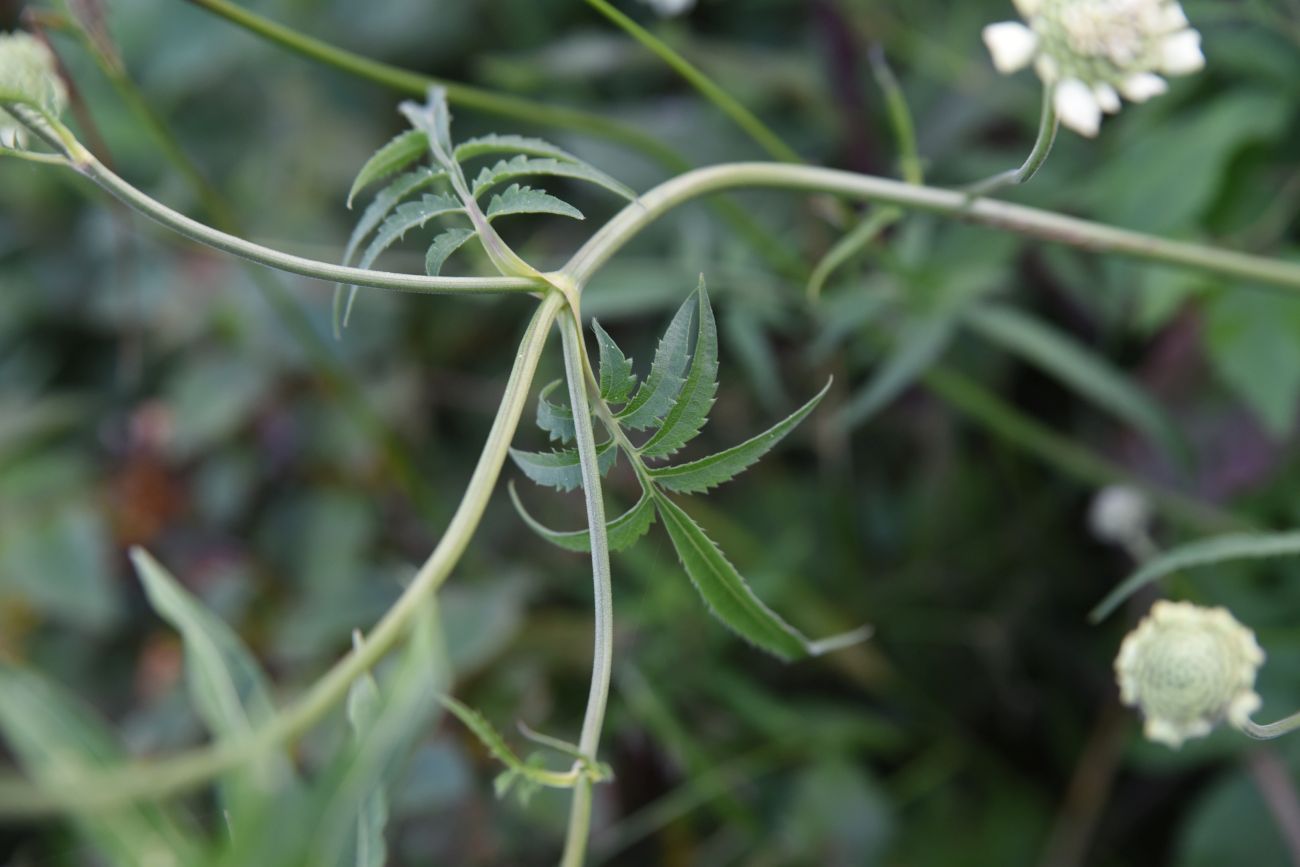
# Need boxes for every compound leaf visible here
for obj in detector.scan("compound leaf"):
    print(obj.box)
[649,379,831,494]
[509,484,656,553]
[641,280,719,459]
[617,293,695,430]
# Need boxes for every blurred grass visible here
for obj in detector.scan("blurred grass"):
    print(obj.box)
[2,0,1300,864]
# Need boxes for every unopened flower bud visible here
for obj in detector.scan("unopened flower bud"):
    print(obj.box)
[0,31,68,149]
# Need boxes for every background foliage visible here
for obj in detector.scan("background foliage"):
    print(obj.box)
[2,0,1300,864]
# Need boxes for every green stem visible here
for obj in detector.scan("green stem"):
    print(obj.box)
[964,86,1059,196]
[70,145,539,296]
[563,162,1300,294]
[1240,715,1300,740]
[557,312,616,867]
[582,0,802,164]
[0,291,567,817]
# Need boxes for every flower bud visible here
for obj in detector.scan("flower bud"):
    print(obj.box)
[1115,600,1263,747]
[0,31,68,149]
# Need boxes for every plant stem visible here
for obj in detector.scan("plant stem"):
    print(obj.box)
[558,312,616,867]
[71,146,539,296]
[1241,715,1300,740]
[582,0,802,164]
[563,162,1300,294]
[0,291,567,817]
[964,86,1060,196]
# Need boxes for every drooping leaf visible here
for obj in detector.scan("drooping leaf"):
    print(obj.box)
[0,665,203,867]
[838,315,954,428]
[1090,530,1300,623]
[439,696,529,788]
[965,304,1183,457]
[470,155,634,201]
[453,133,589,164]
[650,380,831,494]
[617,293,695,430]
[509,484,656,553]
[485,184,584,221]
[509,438,618,491]
[654,493,867,660]
[347,130,430,207]
[425,227,477,276]
[592,319,636,404]
[641,280,719,459]
[536,379,576,443]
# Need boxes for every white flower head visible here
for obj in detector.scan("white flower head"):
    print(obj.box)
[1115,600,1264,748]
[639,0,696,17]
[1089,485,1151,545]
[982,0,1205,136]
[0,31,68,149]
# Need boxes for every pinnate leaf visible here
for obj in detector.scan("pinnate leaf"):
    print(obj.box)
[641,280,719,459]
[470,155,634,201]
[649,380,831,494]
[510,438,617,491]
[593,320,636,403]
[425,227,476,276]
[509,484,656,553]
[617,293,694,430]
[453,133,588,164]
[347,130,429,207]
[486,184,584,221]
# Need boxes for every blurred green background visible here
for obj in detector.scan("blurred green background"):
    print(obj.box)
[2,0,1300,864]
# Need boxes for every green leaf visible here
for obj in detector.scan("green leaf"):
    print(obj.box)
[424,227,477,276]
[536,379,576,443]
[307,598,446,867]
[641,279,719,459]
[343,168,443,268]
[965,304,1183,456]
[654,493,868,660]
[649,380,831,494]
[132,548,277,738]
[439,696,529,787]
[617,292,695,430]
[453,133,589,164]
[339,192,465,329]
[470,155,635,201]
[1204,290,1300,438]
[1089,530,1300,623]
[131,548,290,819]
[485,184,584,221]
[347,130,429,207]
[346,635,387,867]
[509,484,656,553]
[593,319,636,404]
[0,665,202,867]
[509,438,617,491]
[838,315,953,428]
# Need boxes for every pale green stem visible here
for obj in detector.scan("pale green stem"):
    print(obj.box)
[806,206,901,300]
[563,162,1300,294]
[964,86,1060,197]
[0,291,567,817]
[1240,715,1300,741]
[558,312,616,867]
